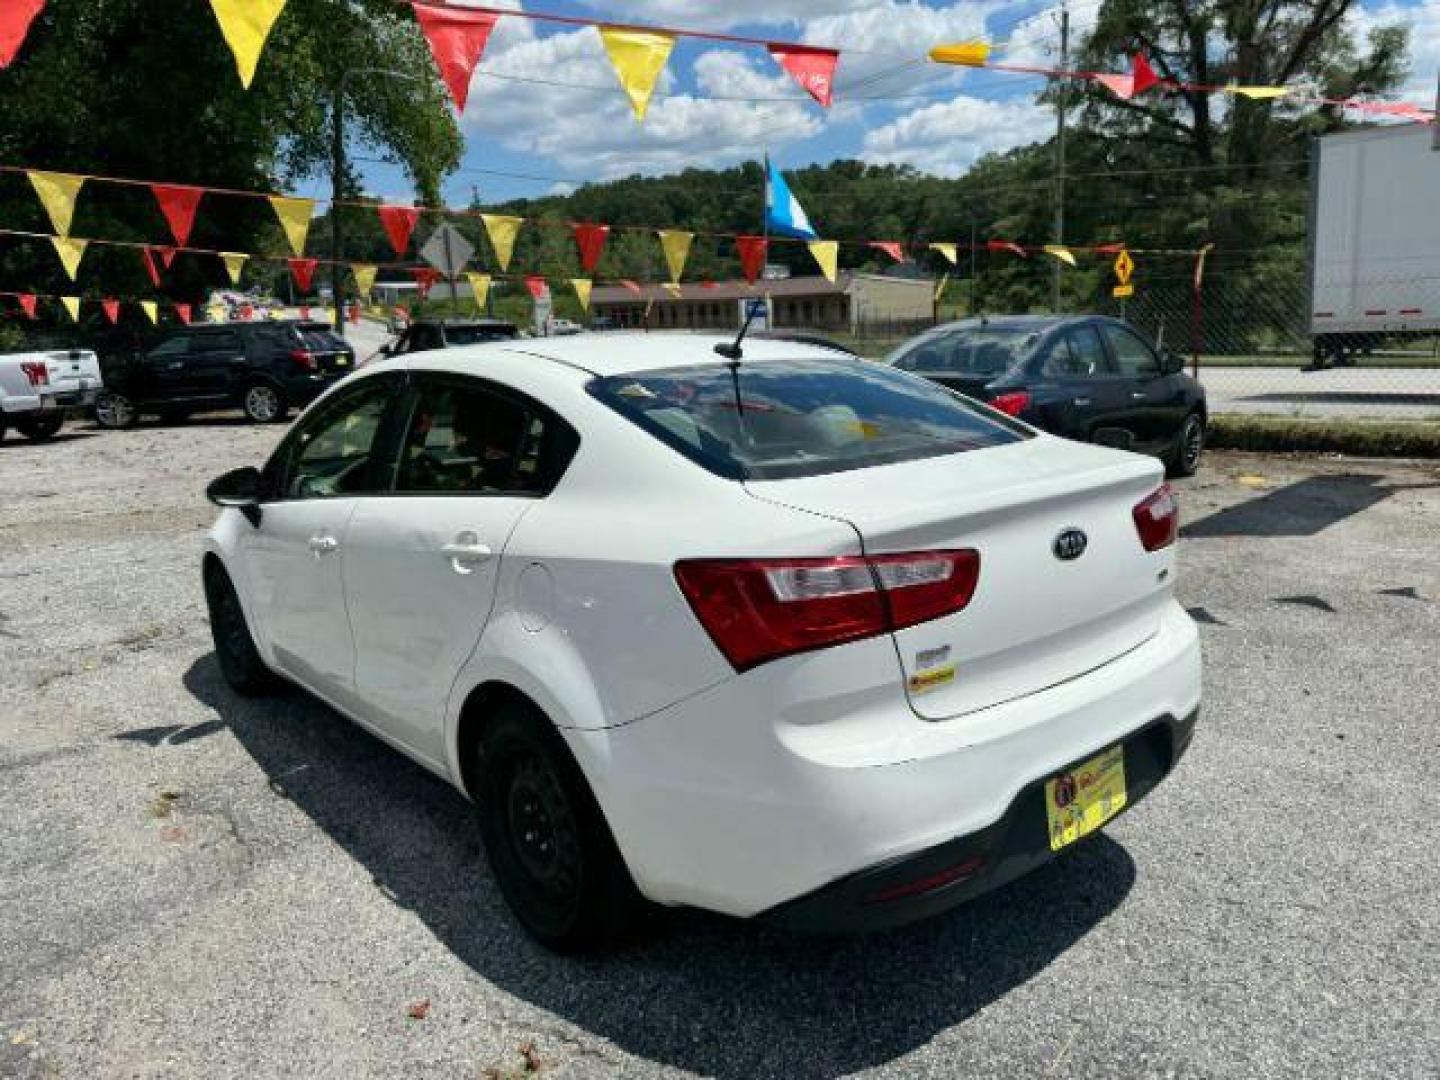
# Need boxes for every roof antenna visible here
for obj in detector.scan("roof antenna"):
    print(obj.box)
[715,297,760,361]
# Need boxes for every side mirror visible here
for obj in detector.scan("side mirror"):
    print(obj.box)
[1161,350,1186,375]
[207,466,263,527]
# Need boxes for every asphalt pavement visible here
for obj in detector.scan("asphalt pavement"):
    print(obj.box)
[1197,364,1440,420]
[1,419,1437,1078]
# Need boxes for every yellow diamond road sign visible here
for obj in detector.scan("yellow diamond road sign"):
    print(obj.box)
[1113,249,1134,285]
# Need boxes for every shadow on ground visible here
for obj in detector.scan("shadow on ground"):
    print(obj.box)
[1182,473,1427,538]
[185,655,1135,1079]
[0,431,97,449]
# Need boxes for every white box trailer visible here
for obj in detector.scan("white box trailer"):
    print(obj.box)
[1309,124,1440,365]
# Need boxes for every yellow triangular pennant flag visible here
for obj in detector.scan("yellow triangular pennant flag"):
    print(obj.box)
[1229,85,1290,100]
[928,42,991,68]
[1042,245,1076,267]
[60,296,81,322]
[209,0,289,89]
[140,301,158,325]
[351,263,378,297]
[929,242,958,266]
[29,172,86,237]
[808,240,838,283]
[268,195,313,256]
[662,283,683,299]
[208,305,228,322]
[480,214,523,271]
[220,252,248,286]
[934,273,950,305]
[465,272,492,311]
[657,229,693,284]
[50,237,88,281]
[599,27,675,122]
[570,278,593,311]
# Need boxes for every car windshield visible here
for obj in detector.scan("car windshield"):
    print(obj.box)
[444,324,518,346]
[589,357,1030,480]
[887,327,1041,376]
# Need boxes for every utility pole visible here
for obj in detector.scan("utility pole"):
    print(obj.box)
[330,81,346,335]
[1052,2,1069,312]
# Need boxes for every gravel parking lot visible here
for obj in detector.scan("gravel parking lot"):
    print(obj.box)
[2,418,1437,1079]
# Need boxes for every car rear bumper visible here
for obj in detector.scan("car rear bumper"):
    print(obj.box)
[760,708,1197,932]
[283,371,349,405]
[565,599,1201,920]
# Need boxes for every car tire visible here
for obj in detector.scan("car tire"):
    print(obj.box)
[474,703,640,952]
[17,413,65,441]
[1167,411,1205,478]
[242,383,287,424]
[94,392,137,429]
[203,561,281,696]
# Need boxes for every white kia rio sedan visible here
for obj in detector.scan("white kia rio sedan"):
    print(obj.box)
[203,332,1201,950]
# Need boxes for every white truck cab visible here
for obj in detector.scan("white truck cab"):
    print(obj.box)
[0,348,104,442]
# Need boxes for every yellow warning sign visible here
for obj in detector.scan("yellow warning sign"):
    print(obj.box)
[1112,283,1135,298]
[1113,249,1134,285]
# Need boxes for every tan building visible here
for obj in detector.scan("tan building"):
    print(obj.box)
[588,272,936,332]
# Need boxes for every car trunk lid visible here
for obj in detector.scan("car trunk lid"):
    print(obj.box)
[745,436,1173,720]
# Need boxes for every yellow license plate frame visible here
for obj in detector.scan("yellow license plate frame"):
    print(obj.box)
[1044,744,1127,851]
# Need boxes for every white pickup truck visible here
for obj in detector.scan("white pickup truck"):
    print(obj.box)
[0,348,105,442]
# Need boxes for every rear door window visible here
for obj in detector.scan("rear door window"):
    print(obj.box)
[1102,324,1161,377]
[1065,326,1113,376]
[591,357,1030,481]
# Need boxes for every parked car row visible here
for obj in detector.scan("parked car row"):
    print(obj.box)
[3,314,1207,480]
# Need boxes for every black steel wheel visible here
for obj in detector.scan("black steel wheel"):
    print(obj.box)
[475,704,639,952]
[203,561,280,696]
[1167,412,1204,478]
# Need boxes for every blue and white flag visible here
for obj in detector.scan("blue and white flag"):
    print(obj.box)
[764,158,818,240]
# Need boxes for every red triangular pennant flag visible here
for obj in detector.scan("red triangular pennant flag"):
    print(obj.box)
[572,223,610,273]
[736,235,768,283]
[1092,242,1126,254]
[1131,53,1160,96]
[987,240,1028,258]
[18,293,37,319]
[0,0,45,69]
[152,184,204,248]
[524,276,549,301]
[141,248,162,287]
[411,266,441,297]
[348,302,362,325]
[699,280,718,289]
[299,305,311,320]
[289,257,319,293]
[870,241,906,263]
[619,279,641,295]
[174,303,192,325]
[101,298,120,324]
[411,1,500,114]
[768,44,839,108]
[378,205,421,257]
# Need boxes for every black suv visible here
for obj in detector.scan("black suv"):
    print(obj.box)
[385,318,521,357]
[94,321,356,427]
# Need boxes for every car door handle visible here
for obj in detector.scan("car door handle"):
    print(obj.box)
[1073,397,1091,406]
[1131,391,1148,400]
[308,534,340,556]
[442,533,492,574]
[167,362,184,370]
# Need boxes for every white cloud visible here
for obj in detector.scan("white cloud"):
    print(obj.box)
[570,1,876,32]
[860,94,1054,174]
[1351,1,1440,105]
[463,31,818,177]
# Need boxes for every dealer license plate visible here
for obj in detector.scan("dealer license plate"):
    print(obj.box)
[1044,744,1127,851]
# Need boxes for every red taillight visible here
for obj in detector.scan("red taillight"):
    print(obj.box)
[863,857,986,905]
[288,349,317,370]
[20,361,48,387]
[674,549,981,671]
[1133,483,1179,551]
[988,391,1031,417]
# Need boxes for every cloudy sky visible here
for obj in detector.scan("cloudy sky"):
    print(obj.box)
[353,0,1440,206]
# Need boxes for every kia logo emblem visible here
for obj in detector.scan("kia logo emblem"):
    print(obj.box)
[1053,528,1088,560]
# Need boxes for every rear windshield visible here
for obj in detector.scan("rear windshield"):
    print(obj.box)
[887,327,1041,376]
[298,328,345,352]
[589,357,1030,480]
[445,324,519,346]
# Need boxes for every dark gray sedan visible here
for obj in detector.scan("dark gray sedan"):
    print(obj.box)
[885,315,1207,476]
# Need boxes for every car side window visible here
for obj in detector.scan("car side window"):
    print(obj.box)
[1102,324,1160,377]
[395,377,569,496]
[1042,336,1083,376]
[193,332,243,356]
[1065,326,1112,376]
[149,337,190,362]
[280,378,400,500]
